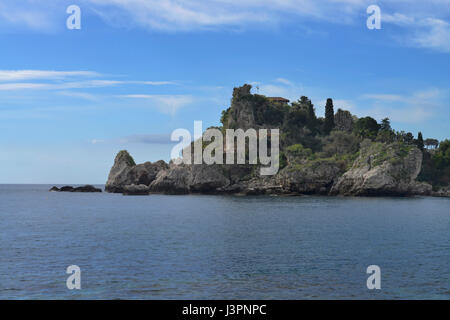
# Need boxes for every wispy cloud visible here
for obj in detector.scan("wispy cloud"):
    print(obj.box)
[91,133,175,145]
[119,94,195,115]
[1,1,449,53]
[0,1,55,31]
[0,69,183,116]
[358,88,445,123]
[0,70,100,81]
[118,133,174,144]
[57,91,99,101]
[0,70,176,91]
[255,77,447,124]
[410,18,450,53]
[384,14,450,53]
[84,0,377,31]
[251,79,304,102]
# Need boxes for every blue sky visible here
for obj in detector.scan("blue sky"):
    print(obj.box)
[0,0,449,184]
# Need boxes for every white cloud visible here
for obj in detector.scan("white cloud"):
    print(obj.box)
[274,78,293,86]
[117,133,174,144]
[119,94,195,115]
[247,79,446,124]
[80,1,450,53]
[0,0,391,32]
[0,1,449,53]
[357,88,445,123]
[361,94,405,102]
[0,70,100,81]
[384,14,450,53]
[0,83,50,91]
[0,80,120,91]
[91,139,105,144]
[317,99,356,113]
[57,91,99,101]
[254,78,304,102]
[411,18,450,53]
[84,0,450,36]
[0,1,55,31]
[0,70,177,91]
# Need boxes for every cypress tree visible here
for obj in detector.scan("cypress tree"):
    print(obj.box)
[307,101,316,122]
[417,132,424,151]
[324,98,335,134]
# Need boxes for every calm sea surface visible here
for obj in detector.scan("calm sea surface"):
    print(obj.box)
[0,184,448,299]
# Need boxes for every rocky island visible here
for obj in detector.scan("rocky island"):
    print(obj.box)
[50,185,102,193]
[105,85,450,197]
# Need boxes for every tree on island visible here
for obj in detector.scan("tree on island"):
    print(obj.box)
[353,116,380,140]
[324,98,335,135]
[376,118,395,143]
[433,140,450,169]
[404,132,415,145]
[416,132,424,151]
[380,118,392,132]
[424,138,439,149]
[304,97,317,124]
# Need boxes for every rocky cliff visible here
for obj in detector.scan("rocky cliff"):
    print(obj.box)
[105,85,447,197]
[106,143,431,196]
[330,141,432,196]
[105,150,168,193]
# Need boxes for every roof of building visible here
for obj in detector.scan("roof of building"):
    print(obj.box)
[267,97,290,102]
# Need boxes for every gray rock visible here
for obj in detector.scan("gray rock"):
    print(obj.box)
[60,186,74,192]
[277,159,343,194]
[432,185,450,197]
[123,184,150,196]
[149,163,230,194]
[408,181,433,196]
[226,85,258,130]
[243,177,284,195]
[331,142,423,196]
[105,150,168,193]
[189,164,230,193]
[150,164,191,194]
[72,185,102,193]
[334,109,354,132]
[105,150,136,193]
[52,185,102,192]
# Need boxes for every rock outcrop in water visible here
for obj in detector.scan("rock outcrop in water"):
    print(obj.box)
[122,184,150,195]
[106,144,431,197]
[105,150,168,193]
[105,85,449,197]
[50,185,102,192]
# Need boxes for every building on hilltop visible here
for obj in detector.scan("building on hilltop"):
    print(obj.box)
[267,97,290,105]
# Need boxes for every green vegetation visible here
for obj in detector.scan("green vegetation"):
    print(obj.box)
[220,108,230,127]
[221,84,449,188]
[416,132,424,151]
[419,139,450,188]
[321,131,360,157]
[286,144,314,161]
[117,150,136,166]
[353,116,380,140]
[324,98,335,134]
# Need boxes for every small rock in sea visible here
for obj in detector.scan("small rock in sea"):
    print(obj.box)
[60,186,75,192]
[72,185,102,193]
[49,185,102,193]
